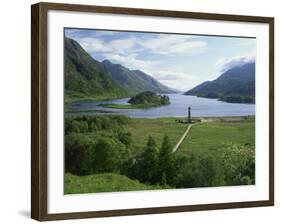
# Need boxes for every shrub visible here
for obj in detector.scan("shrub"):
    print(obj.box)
[175,153,225,188]
[93,136,131,173]
[65,133,95,175]
[220,143,255,185]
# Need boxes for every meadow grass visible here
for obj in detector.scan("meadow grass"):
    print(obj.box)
[125,117,188,153]
[65,173,165,194]
[126,116,255,155]
[177,118,255,155]
[65,108,115,113]
[64,90,131,104]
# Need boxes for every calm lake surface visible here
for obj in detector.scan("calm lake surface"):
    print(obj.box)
[68,94,255,118]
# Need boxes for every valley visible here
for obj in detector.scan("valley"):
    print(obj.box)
[63,34,256,194]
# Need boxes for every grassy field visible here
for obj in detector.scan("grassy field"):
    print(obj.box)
[178,117,255,155]
[64,90,131,104]
[65,173,165,194]
[65,107,115,113]
[125,117,187,153]
[126,116,255,155]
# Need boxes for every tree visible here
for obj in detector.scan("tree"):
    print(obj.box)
[117,131,132,146]
[158,135,175,185]
[93,137,130,173]
[65,133,95,175]
[70,120,82,133]
[136,136,159,184]
[198,155,224,186]
[173,153,195,188]
[175,153,225,188]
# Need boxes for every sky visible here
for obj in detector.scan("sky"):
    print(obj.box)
[65,28,256,91]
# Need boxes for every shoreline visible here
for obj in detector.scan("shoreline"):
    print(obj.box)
[184,94,255,105]
[99,103,169,109]
[66,93,255,106]
[65,112,255,121]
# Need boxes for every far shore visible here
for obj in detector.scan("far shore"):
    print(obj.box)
[98,103,168,109]
[66,92,255,106]
[64,111,255,122]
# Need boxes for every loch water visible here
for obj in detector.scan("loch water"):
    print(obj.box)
[68,94,255,118]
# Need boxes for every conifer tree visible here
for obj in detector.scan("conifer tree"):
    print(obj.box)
[138,136,159,184]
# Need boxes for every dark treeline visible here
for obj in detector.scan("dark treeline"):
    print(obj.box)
[219,95,255,104]
[65,115,132,175]
[128,91,170,106]
[65,115,255,188]
[197,93,255,104]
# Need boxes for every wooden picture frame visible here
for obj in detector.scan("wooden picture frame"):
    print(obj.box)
[31,2,274,221]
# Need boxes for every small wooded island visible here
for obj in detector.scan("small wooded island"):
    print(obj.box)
[100,91,170,109]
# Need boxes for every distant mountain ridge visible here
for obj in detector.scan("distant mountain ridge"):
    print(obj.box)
[64,37,129,102]
[64,37,177,103]
[102,60,175,94]
[184,62,255,103]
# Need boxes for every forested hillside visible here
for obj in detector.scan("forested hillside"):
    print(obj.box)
[102,60,175,94]
[64,38,128,102]
[184,62,255,103]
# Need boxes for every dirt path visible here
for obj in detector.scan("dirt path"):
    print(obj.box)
[172,124,194,153]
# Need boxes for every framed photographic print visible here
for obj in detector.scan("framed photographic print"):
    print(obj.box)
[31,2,274,221]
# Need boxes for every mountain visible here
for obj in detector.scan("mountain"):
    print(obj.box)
[102,60,175,94]
[64,38,128,102]
[132,70,177,93]
[185,81,211,94]
[184,62,255,103]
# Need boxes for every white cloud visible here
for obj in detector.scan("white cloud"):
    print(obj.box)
[65,29,116,38]
[141,35,191,48]
[90,30,116,37]
[99,53,200,91]
[237,39,256,47]
[215,57,225,66]
[106,38,140,54]
[148,70,203,91]
[66,32,210,91]
[77,37,106,53]
[65,29,81,36]
[219,52,255,72]
[140,35,207,55]
[74,37,141,55]
[71,33,207,58]
[103,53,160,71]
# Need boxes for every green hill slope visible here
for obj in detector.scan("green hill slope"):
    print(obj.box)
[64,38,129,103]
[65,173,164,194]
[184,62,255,103]
[102,60,175,94]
